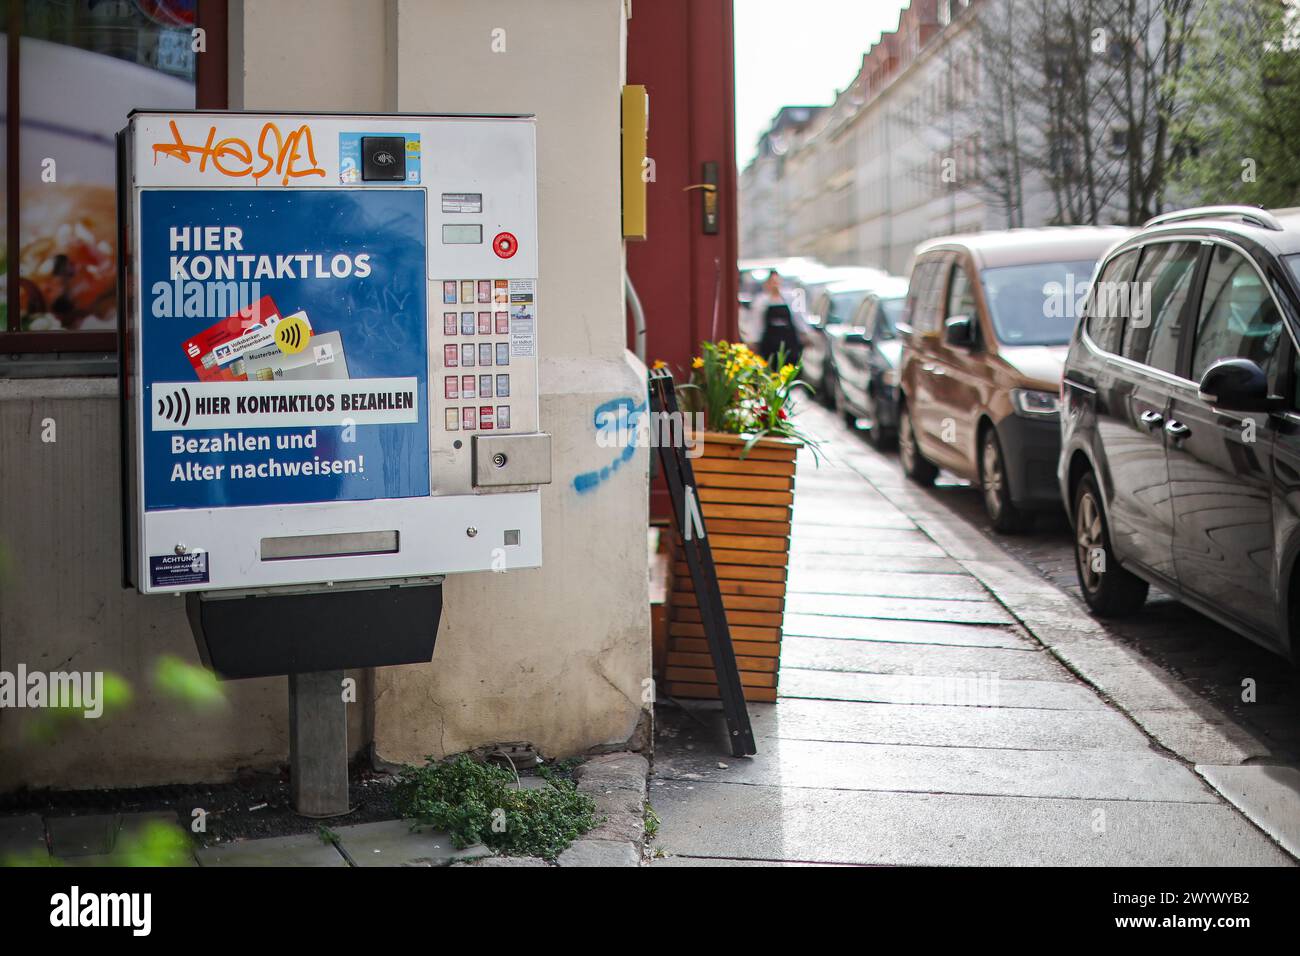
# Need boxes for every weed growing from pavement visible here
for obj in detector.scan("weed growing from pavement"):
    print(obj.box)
[644,804,660,839]
[394,754,599,860]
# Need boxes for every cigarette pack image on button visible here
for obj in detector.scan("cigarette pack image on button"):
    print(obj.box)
[461,344,475,367]
[477,280,492,303]
[480,406,495,430]
[479,374,492,398]
[461,280,475,303]
[443,312,458,335]
[461,312,475,336]
[462,407,477,430]
[478,312,492,335]
[461,374,477,399]
[444,344,458,367]
[494,280,509,304]
[495,311,509,334]
[443,280,457,304]
[479,343,493,366]
[445,407,460,431]
[497,405,511,430]
[496,373,510,397]
[444,376,459,399]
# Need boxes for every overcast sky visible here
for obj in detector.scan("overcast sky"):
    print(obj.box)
[733,0,910,168]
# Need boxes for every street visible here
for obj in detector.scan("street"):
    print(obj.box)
[651,401,1300,866]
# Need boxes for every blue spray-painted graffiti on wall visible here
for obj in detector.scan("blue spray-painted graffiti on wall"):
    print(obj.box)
[573,395,645,494]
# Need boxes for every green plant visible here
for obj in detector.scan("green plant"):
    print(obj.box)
[393,754,599,861]
[676,340,818,456]
[644,803,660,840]
[111,821,193,867]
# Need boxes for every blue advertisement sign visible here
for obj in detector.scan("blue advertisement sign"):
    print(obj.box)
[139,189,429,511]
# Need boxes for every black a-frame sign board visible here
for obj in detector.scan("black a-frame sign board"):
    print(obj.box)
[649,369,757,757]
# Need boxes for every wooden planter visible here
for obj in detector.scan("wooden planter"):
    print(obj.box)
[664,431,799,703]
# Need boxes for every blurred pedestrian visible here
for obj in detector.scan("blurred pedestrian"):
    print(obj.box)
[752,270,802,366]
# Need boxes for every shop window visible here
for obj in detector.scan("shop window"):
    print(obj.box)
[3,0,226,355]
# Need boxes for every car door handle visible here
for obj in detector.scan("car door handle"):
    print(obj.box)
[1139,410,1164,430]
[1164,420,1191,440]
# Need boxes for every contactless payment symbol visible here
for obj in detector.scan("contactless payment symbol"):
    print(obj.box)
[492,232,518,259]
[275,314,311,355]
[156,386,193,427]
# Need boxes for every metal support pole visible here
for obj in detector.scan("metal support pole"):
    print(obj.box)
[288,670,350,817]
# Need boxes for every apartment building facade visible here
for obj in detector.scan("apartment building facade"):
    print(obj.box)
[741,0,1054,275]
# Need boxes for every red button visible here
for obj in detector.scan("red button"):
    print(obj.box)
[493,232,518,259]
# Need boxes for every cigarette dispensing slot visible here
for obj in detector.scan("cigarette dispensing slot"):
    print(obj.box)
[260,531,400,561]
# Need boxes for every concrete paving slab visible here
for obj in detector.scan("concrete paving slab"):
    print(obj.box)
[332,819,491,867]
[47,814,119,858]
[781,614,1033,648]
[649,780,1292,866]
[788,533,948,558]
[779,634,1070,681]
[1196,765,1300,858]
[780,667,1108,710]
[785,592,1015,625]
[196,833,347,867]
[792,511,917,531]
[0,815,48,861]
[788,552,965,575]
[655,736,1215,802]
[786,569,990,600]
[649,854,843,866]
[556,839,640,867]
[743,696,1152,750]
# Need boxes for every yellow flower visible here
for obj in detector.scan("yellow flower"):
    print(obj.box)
[780,363,796,382]
[652,359,667,370]
[691,357,704,369]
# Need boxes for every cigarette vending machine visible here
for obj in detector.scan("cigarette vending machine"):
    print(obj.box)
[118,110,550,678]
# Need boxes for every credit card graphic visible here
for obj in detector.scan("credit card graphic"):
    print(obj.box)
[182,295,282,382]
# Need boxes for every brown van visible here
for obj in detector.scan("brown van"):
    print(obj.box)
[896,227,1131,532]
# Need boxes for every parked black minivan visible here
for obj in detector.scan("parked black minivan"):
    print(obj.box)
[1059,205,1300,659]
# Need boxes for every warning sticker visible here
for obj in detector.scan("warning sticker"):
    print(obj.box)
[150,551,210,589]
[508,280,536,357]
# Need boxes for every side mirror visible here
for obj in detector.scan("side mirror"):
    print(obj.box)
[1197,358,1278,412]
[944,314,976,348]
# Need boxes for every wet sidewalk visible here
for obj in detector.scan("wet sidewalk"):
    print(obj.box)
[650,410,1295,866]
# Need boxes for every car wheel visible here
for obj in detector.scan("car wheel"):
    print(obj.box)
[979,427,1027,533]
[898,402,937,486]
[862,386,895,450]
[822,363,838,410]
[1073,472,1148,616]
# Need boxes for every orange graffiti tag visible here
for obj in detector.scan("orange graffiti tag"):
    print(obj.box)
[151,120,327,186]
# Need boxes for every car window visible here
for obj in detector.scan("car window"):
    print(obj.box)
[1191,245,1285,385]
[1086,248,1140,352]
[980,258,1097,346]
[876,297,904,339]
[827,291,868,326]
[1122,241,1199,374]
[905,256,948,334]
[946,264,978,320]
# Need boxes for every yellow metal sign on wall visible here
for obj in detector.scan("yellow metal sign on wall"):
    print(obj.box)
[621,84,649,240]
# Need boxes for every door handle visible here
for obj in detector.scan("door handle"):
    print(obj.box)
[1164,420,1191,440]
[1139,409,1164,430]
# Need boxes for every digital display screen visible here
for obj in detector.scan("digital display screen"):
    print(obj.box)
[443,224,483,244]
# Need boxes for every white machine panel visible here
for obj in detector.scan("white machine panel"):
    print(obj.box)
[122,111,545,594]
